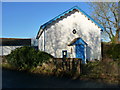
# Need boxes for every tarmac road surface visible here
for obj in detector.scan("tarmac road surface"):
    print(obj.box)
[2,69,119,88]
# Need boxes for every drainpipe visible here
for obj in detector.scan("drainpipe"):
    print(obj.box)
[43,29,45,52]
[84,45,87,64]
[2,46,3,56]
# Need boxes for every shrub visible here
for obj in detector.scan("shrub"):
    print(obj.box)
[81,60,119,84]
[6,46,53,70]
[106,44,120,60]
[36,51,53,65]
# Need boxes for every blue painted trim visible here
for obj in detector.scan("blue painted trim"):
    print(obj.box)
[71,38,87,46]
[75,44,85,60]
[40,6,104,30]
[75,6,104,30]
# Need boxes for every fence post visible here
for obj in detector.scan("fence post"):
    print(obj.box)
[77,59,81,75]
[80,59,83,74]
[62,57,66,71]
[65,59,67,71]
[72,58,75,74]
[68,58,71,71]
[62,59,64,70]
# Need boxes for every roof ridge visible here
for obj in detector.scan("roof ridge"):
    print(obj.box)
[36,6,104,39]
[75,6,104,30]
[40,6,104,30]
[40,6,79,29]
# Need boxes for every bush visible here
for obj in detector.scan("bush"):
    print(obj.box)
[81,60,119,84]
[106,44,120,60]
[36,51,53,65]
[6,46,53,70]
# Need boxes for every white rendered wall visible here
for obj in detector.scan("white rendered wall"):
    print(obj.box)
[38,31,44,51]
[39,11,101,60]
[0,46,22,56]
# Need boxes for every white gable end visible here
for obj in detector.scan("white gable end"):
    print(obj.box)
[37,7,102,63]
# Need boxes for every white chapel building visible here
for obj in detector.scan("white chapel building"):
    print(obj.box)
[36,6,104,63]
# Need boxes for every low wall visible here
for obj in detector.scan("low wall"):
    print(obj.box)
[0,46,22,56]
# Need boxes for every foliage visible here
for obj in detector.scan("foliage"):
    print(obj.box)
[36,51,53,65]
[105,44,120,60]
[6,46,53,70]
[81,59,119,84]
[2,63,16,70]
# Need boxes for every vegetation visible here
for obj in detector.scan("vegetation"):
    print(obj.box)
[106,44,120,60]
[6,46,53,70]
[80,43,120,84]
[81,59,119,84]
[2,43,120,84]
[88,2,119,43]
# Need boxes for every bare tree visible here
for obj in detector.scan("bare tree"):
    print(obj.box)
[88,2,119,43]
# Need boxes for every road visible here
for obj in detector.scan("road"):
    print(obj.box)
[2,69,119,88]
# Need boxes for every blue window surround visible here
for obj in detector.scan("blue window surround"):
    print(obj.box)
[40,6,104,31]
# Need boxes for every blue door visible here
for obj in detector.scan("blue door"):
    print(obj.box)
[75,44,85,60]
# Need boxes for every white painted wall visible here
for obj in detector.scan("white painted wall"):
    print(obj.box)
[38,31,44,51]
[0,46,22,56]
[38,11,101,60]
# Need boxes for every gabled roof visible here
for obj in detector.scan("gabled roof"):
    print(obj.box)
[68,37,87,46]
[36,6,104,39]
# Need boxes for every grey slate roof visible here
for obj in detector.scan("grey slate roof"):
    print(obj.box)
[0,38,31,46]
[36,6,104,39]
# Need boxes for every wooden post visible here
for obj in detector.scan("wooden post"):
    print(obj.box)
[72,58,75,74]
[80,60,82,74]
[74,59,77,73]
[65,59,67,71]
[77,59,81,75]
[68,59,71,71]
[66,59,70,71]
[62,58,64,70]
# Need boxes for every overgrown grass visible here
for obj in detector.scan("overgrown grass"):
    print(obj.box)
[81,58,120,84]
[1,43,120,85]
[1,62,17,70]
[29,61,73,78]
[2,56,120,84]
